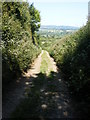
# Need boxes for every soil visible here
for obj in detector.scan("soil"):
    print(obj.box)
[3,50,82,119]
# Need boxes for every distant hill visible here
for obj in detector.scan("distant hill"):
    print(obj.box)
[40,25,79,30]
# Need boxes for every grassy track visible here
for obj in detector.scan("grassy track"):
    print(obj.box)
[40,50,52,75]
[11,50,80,119]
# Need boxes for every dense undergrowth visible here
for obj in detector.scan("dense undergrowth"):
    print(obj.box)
[47,21,90,99]
[2,2,41,84]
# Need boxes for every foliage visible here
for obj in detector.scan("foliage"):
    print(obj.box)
[48,22,90,97]
[29,3,41,45]
[2,2,40,84]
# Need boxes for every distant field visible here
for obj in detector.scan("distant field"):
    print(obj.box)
[38,25,79,38]
[38,25,79,50]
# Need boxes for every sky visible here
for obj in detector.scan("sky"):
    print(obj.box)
[27,0,89,27]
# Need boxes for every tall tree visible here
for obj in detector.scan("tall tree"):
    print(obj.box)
[29,3,41,45]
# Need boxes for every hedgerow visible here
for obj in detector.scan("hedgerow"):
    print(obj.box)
[2,2,40,84]
[49,21,90,97]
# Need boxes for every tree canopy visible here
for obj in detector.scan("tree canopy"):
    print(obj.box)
[2,2,41,84]
[29,3,41,44]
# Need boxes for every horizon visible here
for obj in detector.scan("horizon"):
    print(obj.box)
[28,1,88,27]
[40,24,80,27]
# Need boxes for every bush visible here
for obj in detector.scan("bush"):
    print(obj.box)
[49,21,90,97]
[2,2,40,84]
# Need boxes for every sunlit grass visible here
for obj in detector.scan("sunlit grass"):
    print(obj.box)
[11,52,59,118]
[40,50,52,75]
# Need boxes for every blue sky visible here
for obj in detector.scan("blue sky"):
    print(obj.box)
[28,0,88,27]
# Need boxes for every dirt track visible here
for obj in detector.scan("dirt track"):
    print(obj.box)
[3,50,80,118]
[3,51,43,118]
